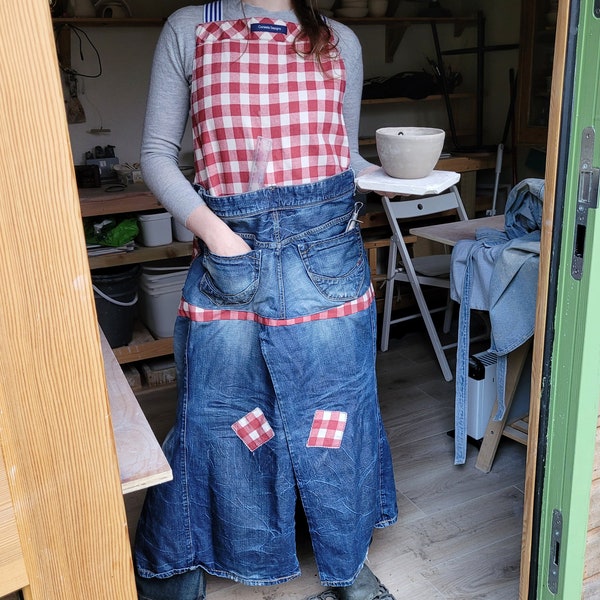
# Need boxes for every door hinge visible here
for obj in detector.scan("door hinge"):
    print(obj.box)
[571,126,599,280]
[547,508,563,594]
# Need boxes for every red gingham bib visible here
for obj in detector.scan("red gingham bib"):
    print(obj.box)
[191,11,350,196]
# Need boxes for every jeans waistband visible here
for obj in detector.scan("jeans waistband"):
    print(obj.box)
[194,170,356,218]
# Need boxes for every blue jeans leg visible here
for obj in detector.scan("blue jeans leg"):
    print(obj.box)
[135,569,206,600]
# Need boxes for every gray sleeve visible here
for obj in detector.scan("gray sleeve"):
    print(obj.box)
[140,9,206,226]
[333,22,374,175]
[141,10,373,226]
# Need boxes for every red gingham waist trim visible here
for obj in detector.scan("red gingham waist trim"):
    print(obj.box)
[178,287,374,326]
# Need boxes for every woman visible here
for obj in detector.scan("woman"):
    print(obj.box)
[134,1,398,599]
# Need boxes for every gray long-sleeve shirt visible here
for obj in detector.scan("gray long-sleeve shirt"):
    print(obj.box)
[141,1,371,226]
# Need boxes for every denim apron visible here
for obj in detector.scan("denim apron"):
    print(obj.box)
[135,2,397,588]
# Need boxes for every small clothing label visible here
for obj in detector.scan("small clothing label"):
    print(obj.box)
[250,22,288,34]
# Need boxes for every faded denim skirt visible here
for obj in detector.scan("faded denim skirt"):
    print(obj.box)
[134,170,397,587]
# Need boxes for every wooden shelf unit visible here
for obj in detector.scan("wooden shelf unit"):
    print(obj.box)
[81,186,188,366]
[337,15,477,63]
[52,15,476,64]
[52,17,165,26]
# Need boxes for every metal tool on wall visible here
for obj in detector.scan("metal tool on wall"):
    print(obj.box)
[54,24,103,124]
[66,72,86,123]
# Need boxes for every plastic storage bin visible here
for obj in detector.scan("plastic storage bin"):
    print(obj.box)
[173,219,194,242]
[139,259,189,338]
[92,264,140,348]
[138,211,173,246]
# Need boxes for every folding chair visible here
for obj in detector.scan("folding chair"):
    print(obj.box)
[380,185,468,381]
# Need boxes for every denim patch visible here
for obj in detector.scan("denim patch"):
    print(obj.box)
[307,410,347,448]
[232,407,274,451]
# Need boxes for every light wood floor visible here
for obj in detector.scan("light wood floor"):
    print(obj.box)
[2,321,527,599]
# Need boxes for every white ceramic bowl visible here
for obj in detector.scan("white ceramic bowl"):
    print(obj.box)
[376,127,445,179]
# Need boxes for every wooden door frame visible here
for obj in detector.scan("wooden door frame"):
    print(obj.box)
[519,0,571,596]
[0,2,136,597]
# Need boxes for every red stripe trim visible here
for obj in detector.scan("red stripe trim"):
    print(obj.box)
[179,287,374,326]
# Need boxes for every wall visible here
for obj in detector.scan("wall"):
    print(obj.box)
[65,0,192,165]
[64,0,521,168]
[357,0,521,156]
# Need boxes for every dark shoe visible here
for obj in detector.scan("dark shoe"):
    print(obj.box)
[305,565,395,600]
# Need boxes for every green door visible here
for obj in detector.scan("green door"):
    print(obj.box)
[529,0,600,597]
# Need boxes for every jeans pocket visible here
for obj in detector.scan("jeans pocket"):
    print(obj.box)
[298,228,367,302]
[199,250,261,306]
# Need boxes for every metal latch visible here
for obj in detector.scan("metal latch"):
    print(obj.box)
[571,127,599,280]
[547,508,563,594]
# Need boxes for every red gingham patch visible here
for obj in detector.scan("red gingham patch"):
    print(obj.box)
[191,17,350,196]
[179,286,374,325]
[232,407,274,452]
[307,410,347,449]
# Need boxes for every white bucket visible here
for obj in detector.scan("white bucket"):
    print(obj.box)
[139,259,189,338]
[138,211,173,246]
[173,219,194,242]
[139,279,185,338]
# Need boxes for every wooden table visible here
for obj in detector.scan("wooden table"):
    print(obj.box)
[435,153,498,218]
[100,329,173,493]
[409,215,531,473]
[0,332,172,597]
[409,214,505,246]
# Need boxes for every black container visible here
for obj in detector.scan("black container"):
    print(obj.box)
[92,264,141,348]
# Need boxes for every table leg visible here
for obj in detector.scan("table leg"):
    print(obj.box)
[475,338,533,473]
[459,171,477,218]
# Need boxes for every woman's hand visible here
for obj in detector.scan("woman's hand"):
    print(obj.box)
[185,204,252,256]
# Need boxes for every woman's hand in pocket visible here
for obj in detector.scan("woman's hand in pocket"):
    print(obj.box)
[186,204,251,256]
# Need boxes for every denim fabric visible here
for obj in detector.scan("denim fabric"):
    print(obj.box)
[134,170,398,587]
[450,178,544,464]
[504,178,545,239]
[136,567,205,600]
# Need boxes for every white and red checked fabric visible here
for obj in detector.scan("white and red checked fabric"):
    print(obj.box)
[178,286,374,325]
[191,16,350,196]
[306,410,347,448]
[231,407,275,452]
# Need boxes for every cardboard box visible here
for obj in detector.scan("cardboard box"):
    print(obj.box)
[114,164,143,185]
[86,157,119,181]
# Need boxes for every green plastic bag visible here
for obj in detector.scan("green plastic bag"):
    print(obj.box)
[84,217,139,247]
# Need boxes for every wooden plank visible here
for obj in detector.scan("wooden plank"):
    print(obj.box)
[502,425,529,446]
[88,241,193,269]
[585,525,600,581]
[520,0,570,594]
[436,152,497,173]
[509,415,530,436]
[113,337,175,365]
[475,340,532,473]
[101,330,172,493]
[584,414,600,587]
[79,184,161,217]
[409,214,505,247]
[361,93,473,106]
[0,2,137,597]
[586,471,600,531]
[0,450,28,597]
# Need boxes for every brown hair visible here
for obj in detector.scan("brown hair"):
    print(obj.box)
[291,0,337,61]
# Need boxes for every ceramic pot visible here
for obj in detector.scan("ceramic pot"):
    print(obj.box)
[376,126,445,179]
[368,0,388,17]
[67,0,96,17]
